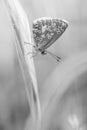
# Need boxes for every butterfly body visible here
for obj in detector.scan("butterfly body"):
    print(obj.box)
[26,17,68,61]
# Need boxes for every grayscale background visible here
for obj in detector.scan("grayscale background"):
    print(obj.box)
[0,0,87,130]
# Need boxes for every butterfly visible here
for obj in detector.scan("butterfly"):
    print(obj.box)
[25,17,68,62]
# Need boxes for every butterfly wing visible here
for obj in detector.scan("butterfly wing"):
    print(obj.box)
[32,17,68,51]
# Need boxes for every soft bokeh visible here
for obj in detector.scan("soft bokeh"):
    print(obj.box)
[0,0,87,130]
[20,0,87,89]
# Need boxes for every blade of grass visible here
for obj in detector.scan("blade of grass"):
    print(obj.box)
[3,0,41,129]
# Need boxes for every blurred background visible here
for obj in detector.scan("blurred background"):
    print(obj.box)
[0,0,87,130]
[20,0,87,90]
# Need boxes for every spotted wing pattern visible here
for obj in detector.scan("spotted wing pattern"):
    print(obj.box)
[32,17,68,50]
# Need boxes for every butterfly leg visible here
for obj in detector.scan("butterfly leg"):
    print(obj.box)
[30,53,37,58]
[27,51,38,58]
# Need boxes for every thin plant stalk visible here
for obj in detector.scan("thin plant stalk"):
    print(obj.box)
[3,0,41,129]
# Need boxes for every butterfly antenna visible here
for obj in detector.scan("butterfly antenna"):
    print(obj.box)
[45,50,61,62]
